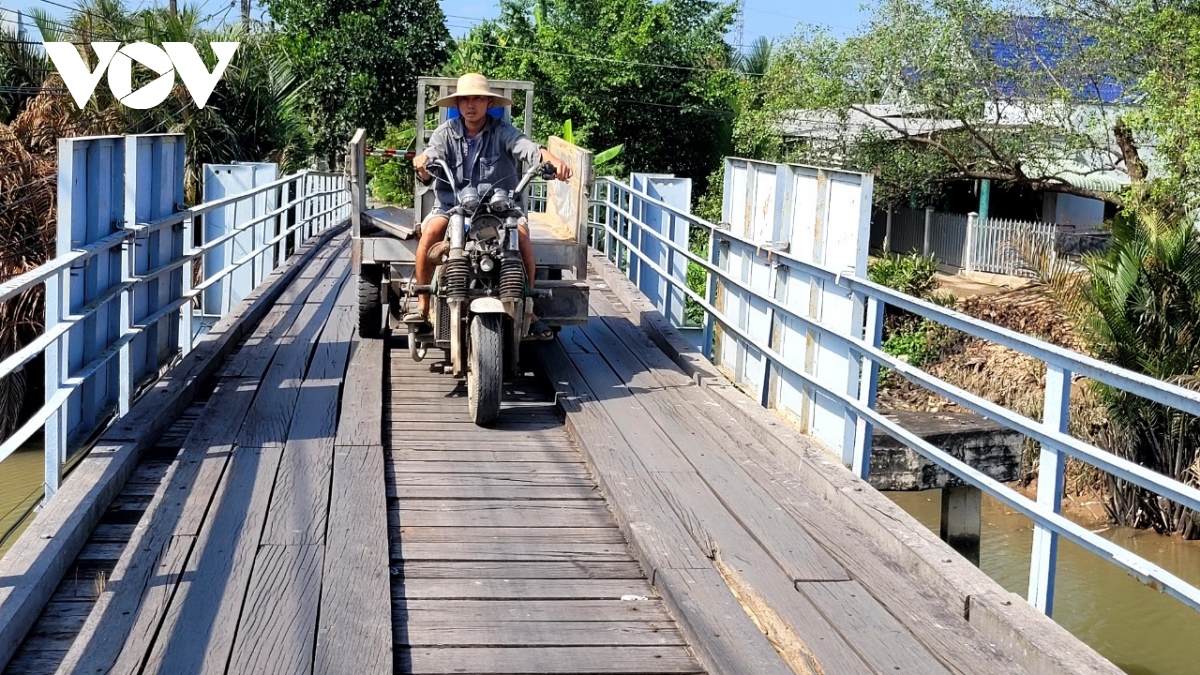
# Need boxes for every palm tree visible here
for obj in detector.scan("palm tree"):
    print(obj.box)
[737,36,772,76]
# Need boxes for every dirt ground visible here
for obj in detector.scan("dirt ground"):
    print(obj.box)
[933,270,1031,300]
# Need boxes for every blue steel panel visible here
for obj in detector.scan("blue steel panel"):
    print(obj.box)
[234,162,280,287]
[202,165,255,315]
[127,134,186,387]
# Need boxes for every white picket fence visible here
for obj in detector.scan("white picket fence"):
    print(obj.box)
[874,206,1059,276]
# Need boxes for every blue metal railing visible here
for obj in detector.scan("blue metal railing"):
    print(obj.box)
[0,134,348,510]
[588,173,1200,618]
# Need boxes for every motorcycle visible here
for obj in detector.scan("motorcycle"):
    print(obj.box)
[403,158,558,425]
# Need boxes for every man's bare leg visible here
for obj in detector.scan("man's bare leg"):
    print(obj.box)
[412,215,449,319]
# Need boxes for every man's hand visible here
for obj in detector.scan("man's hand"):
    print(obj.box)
[540,149,573,182]
[413,153,431,182]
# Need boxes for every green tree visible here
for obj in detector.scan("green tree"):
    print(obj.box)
[450,0,739,192]
[733,0,1141,207]
[265,0,450,162]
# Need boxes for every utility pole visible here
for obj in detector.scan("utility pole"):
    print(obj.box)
[733,0,746,51]
[169,0,177,16]
[241,0,251,30]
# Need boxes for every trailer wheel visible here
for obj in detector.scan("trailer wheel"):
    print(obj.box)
[357,266,384,339]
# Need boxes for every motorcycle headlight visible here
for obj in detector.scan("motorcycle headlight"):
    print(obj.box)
[479,255,495,272]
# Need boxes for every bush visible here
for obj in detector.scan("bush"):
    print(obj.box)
[867,251,940,299]
[365,123,416,206]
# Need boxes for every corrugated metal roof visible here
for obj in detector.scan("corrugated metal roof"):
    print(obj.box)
[1024,157,1130,193]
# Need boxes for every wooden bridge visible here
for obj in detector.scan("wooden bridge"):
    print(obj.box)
[0,224,1119,674]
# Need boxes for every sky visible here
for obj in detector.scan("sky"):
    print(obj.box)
[1,0,871,46]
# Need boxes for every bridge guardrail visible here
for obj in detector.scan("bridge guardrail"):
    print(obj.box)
[0,133,349,511]
[588,167,1200,617]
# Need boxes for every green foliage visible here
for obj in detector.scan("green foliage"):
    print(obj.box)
[453,0,739,191]
[366,123,417,205]
[867,252,940,299]
[264,0,450,162]
[560,119,623,172]
[1073,207,1200,536]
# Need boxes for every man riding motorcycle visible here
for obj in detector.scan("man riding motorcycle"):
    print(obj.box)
[408,72,573,339]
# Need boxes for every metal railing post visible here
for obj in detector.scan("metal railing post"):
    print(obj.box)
[923,206,933,256]
[181,213,195,354]
[1029,364,1071,614]
[966,212,977,274]
[852,294,884,477]
[118,233,133,416]
[884,205,893,253]
[43,266,69,501]
[702,224,720,360]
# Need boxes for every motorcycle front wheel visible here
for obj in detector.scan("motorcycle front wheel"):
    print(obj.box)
[467,313,504,426]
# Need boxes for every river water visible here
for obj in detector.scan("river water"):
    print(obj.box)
[888,490,1200,675]
[0,442,43,559]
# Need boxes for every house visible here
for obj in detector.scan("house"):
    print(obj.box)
[777,16,1144,235]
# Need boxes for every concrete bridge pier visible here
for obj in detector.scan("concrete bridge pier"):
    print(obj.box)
[870,408,1025,566]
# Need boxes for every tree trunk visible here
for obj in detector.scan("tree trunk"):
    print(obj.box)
[1114,117,1147,183]
[242,0,251,29]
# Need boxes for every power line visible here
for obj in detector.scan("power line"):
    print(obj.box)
[455,38,764,77]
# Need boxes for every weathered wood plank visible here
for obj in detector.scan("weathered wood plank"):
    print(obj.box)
[396,578,653,600]
[261,305,354,545]
[395,599,670,623]
[391,461,591,476]
[538,340,793,675]
[314,445,391,675]
[589,290,1031,675]
[394,542,633,563]
[391,484,601,500]
[581,308,848,582]
[390,449,582,464]
[335,337,383,447]
[397,619,685,648]
[225,544,323,675]
[396,645,701,674]
[57,370,273,673]
[142,446,284,675]
[391,500,612,528]
[800,580,951,674]
[390,473,597,489]
[396,526,626,544]
[396,561,644,579]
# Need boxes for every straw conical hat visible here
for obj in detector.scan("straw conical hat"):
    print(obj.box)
[434,73,513,107]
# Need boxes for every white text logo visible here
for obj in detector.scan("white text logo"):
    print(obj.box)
[44,42,239,110]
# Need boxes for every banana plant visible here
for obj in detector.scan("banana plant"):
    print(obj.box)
[561,120,622,166]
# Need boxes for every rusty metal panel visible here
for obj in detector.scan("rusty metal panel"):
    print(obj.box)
[720,158,873,452]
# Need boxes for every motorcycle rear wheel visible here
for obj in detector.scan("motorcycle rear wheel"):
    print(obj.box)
[467,313,504,426]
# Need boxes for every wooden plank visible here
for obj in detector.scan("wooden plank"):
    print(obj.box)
[397,526,626,544]
[385,409,559,423]
[398,619,685,648]
[142,446,284,675]
[225,544,323,675]
[390,473,597,489]
[335,337,383,447]
[394,542,633,562]
[396,599,670,623]
[391,500,612,528]
[391,484,601,500]
[391,461,591,476]
[235,303,330,448]
[586,299,848,581]
[390,449,582,464]
[397,578,653,600]
[57,370,272,673]
[537,340,792,675]
[389,419,565,432]
[396,646,701,674]
[590,293,1029,674]
[314,445,391,675]
[800,580,951,674]
[396,561,644,579]
[261,305,354,545]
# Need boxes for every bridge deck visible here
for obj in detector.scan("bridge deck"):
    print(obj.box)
[3,234,1050,674]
